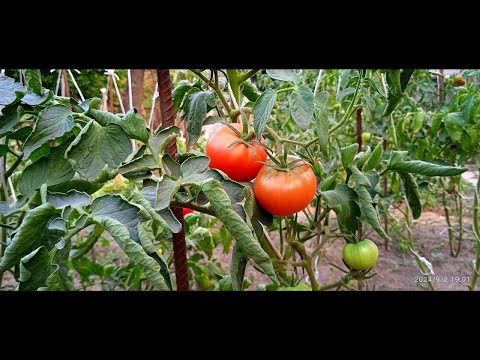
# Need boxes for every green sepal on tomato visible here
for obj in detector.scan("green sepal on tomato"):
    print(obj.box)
[206,123,267,182]
[254,159,317,216]
[342,239,379,271]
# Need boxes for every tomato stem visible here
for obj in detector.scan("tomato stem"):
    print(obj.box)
[237,69,260,84]
[469,169,480,290]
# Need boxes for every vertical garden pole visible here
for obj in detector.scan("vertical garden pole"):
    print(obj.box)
[157,69,189,291]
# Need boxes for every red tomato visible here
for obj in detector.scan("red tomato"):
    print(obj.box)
[253,161,317,216]
[206,123,267,182]
[182,208,194,216]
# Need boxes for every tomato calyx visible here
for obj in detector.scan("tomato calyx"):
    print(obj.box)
[260,156,310,173]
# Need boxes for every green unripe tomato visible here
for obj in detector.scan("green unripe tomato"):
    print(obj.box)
[342,239,379,270]
[333,103,341,110]
[361,132,372,143]
[277,282,311,291]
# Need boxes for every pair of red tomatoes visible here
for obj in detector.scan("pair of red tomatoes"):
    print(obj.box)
[205,123,316,216]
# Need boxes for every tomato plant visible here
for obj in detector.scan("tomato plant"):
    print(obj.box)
[0,69,468,291]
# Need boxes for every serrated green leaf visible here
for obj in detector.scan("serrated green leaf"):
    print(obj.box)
[41,241,73,291]
[118,154,160,175]
[23,105,74,160]
[17,246,50,291]
[412,111,424,132]
[355,146,371,168]
[289,85,315,131]
[400,69,415,92]
[89,108,149,143]
[49,179,104,195]
[321,183,359,235]
[10,126,32,141]
[155,175,183,210]
[350,166,371,188]
[173,80,193,114]
[66,120,131,180]
[399,172,421,219]
[80,97,102,112]
[180,155,210,175]
[388,159,467,176]
[363,93,375,110]
[0,105,19,137]
[182,91,214,146]
[94,217,169,290]
[148,125,180,158]
[362,141,383,172]
[253,89,277,140]
[444,112,465,142]
[0,74,26,105]
[0,203,58,272]
[315,108,329,151]
[21,89,52,106]
[71,224,104,259]
[91,195,148,242]
[355,186,390,242]
[19,142,75,197]
[336,87,356,103]
[387,150,409,168]
[157,208,182,233]
[383,70,403,117]
[202,180,277,284]
[131,190,173,233]
[231,243,247,291]
[240,81,260,102]
[315,91,329,106]
[363,78,386,98]
[46,190,91,209]
[22,69,42,95]
[161,154,182,178]
[341,143,359,171]
[320,172,337,191]
[266,70,300,84]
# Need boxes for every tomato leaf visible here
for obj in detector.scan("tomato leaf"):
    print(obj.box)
[0,203,59,272]
[172,80,193,114]
[40,240,73,291]
[138,221,172,290]
[149,125,180,159]
[253,89,277,140]
[382,70,403,117]
[266,70,300,84]
[400,69,415,92]
[202,179,278,284]
[162,154,182,178]
[0,74,26,105]
[21,89,52,106]
[66,120,131,180]
[91,195,149,243]
[17,246,50,291]
[320,172,337,192]
[355,185,391,242]
[350,166,371,188]
[181,91,215,146]
[19,142,75,197]
[118,154,160,175]
[89,108,149,143]
[387,159,467,176]
[71,225,104,259]
[444,112,465,142]
[315,91,330,106]
[23,105,74,160]
[289,85,315,131]
[321,184,360,235]
[231,243,248,291]
[336,87,356,103]
[0,105,20,137]
[362,141,383,172]
[155,175,183,210]
[340,143,359,171]
[46,190,91,209]
[130,190,173,234]
[22,69,42,95]
[94,217,170,290]
[412,111,425,132]
[399,172,421,219]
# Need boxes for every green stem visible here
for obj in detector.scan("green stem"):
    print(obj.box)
[469,170,480,290]
[0,153,7,287]
[453,181,463,257]
[0,223,16,230]
[279,217,284,255]
[170,200,216,217]
[5,155,23,178]
[380,73,398,148]
[238,69,260,84]
[290,240,320,291]
[226,69,241,106]
[328,70,365,135]
[442,190,455,257]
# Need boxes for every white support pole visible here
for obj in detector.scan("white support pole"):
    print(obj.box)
[67,69,85,102]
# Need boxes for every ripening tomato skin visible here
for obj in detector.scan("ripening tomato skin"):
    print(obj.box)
[182,208,194,216]
[206,123,267,182]
[342,239,379,270]
[253,161,317,216]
